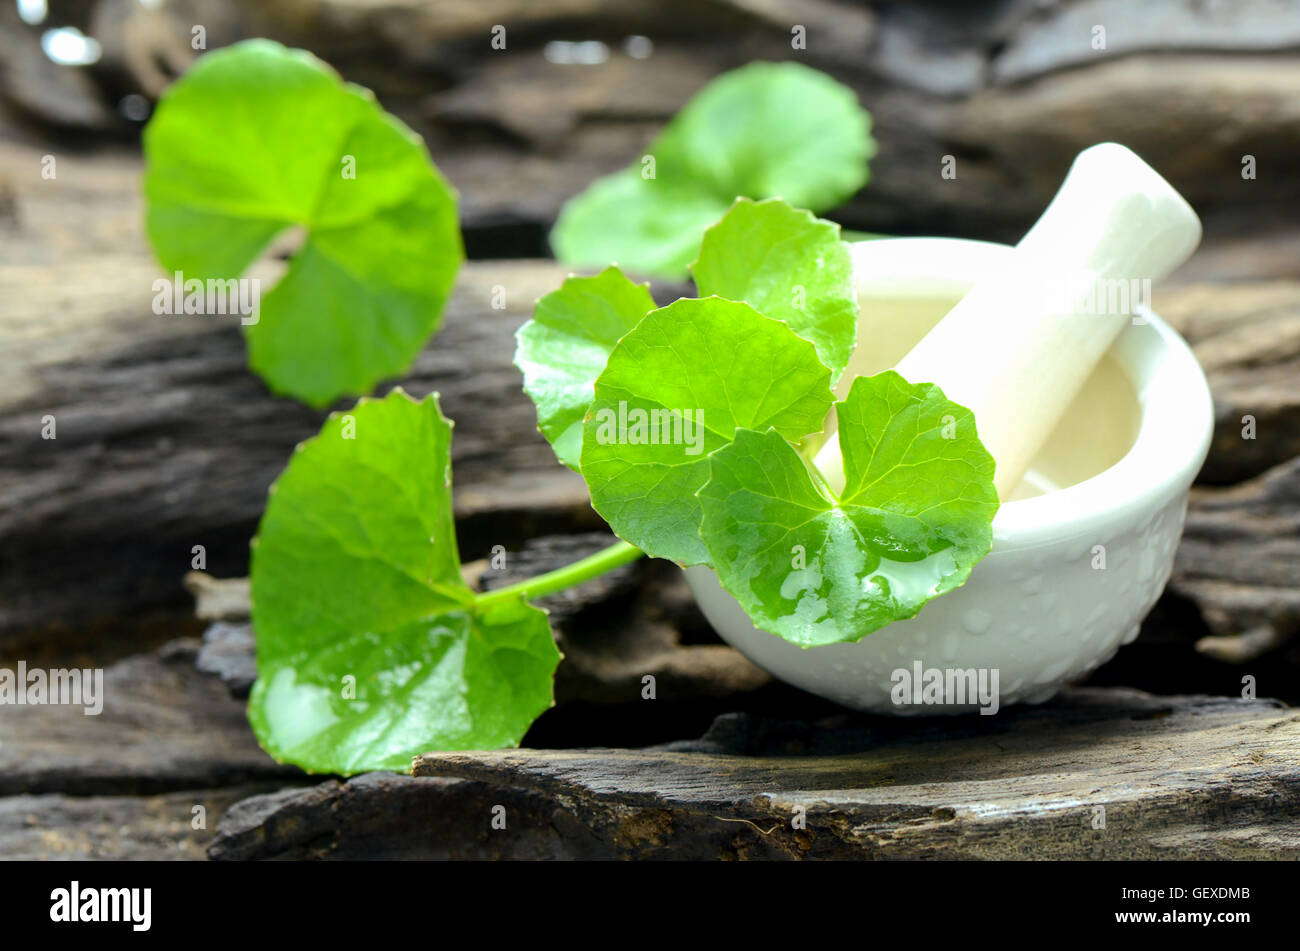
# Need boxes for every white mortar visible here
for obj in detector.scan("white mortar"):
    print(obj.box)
[684,237,1213,713]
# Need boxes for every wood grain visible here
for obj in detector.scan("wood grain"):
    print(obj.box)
[207,689,1300,860]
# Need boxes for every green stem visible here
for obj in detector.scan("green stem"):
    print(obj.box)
[474,540,644,607]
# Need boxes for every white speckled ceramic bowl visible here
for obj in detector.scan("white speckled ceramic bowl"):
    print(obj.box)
[684,238,1213,714]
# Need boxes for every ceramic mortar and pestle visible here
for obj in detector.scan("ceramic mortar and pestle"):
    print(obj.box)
[685,143,1213,713]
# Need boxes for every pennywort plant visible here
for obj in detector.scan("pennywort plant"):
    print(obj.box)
[143,40,463,408]
[249,197,999,774]
[550,61,877,278]
[149,42,987,772]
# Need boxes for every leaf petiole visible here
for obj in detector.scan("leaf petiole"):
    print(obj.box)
[474,540,644,609]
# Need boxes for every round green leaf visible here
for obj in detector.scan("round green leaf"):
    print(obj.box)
[144,39,463,407]
[691,197,858,380]
[515,266,656,469]
[550,62,874,278]
[550,170,733,277]
[249,389,560,774]
[698,371,999,647]
[580,297,834,566]
[656,61,874,210]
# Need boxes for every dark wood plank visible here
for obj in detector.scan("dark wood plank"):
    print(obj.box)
[0,640,299,796]
[0,784,287,860]
[208,688,1300,859]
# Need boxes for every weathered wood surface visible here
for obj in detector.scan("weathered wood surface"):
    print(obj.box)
[1172,458,1300,664]
[0,784,285,860]
[0,635,315,858]
[208,688,1300,860]
[0,639,299,797]
[7,630,1295,859]
[7,0,1300,253]
[1160,283,1300,484]
[208,774,567,861]
[1157,285,1300,666]
[116,0,1300,246]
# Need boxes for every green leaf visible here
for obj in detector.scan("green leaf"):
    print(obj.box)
[248,389,560,774]
[653,62,874,210]
[579,297,834,566]
[144,39,463,408]
[515,266,656,469]
[691,198,857,380]
[697,371,999,647]
[551,62,874,278]
[550,171,733,279]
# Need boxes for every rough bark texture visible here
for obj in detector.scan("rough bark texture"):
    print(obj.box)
[0,784,286,860]
[1173,458,1300,664]
[54,0,1285,259]
[208,689,1300,860]
[0,640,299,797]
[1160,282,1300,484]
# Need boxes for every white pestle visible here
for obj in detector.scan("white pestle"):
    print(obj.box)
[813,143,1202,499]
